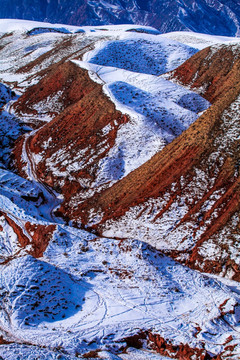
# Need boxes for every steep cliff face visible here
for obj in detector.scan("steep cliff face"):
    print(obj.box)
[1,0,240,36]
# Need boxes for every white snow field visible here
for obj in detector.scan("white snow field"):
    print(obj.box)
[1,227,240,358]
[0,19,240,359]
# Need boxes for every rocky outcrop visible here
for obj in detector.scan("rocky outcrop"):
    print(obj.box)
[148,333,222,360]
[168,44,240,103]
[0,211,56,259]
[0,335,12,345]
[122,330,232,359]
[25,222,56,257]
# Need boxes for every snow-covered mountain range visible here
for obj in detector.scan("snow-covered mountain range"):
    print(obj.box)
[0,19,240,359]
[1,0,240,36]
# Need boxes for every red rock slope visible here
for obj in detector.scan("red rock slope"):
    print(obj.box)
[13,44,240,280]
[13,60,129,216]
[168,43,240,103]
[71,44,240,280]
[0,211,56,261]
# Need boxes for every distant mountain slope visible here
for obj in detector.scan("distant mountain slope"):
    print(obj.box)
[1,0,240,36]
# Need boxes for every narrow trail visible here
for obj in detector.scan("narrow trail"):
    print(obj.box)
[1,97,55,224]
[21,132,63,224]
[1,94,63,225]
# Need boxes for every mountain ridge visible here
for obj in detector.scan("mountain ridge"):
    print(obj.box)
[1,0,240,36]
[1,21,240,359]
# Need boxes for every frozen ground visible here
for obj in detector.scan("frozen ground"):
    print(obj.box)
[0,344,172,360]
[0,90,62,225]
[54,31,210,197]
[87,33,198,75]
[0,19,240,359]
[0,19,211,205]
[1,227,240,358]
[160,31,240,50]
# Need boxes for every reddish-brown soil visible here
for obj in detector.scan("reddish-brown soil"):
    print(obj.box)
[73,76,240,225]
[0,335,12,345]
[25,222,56,257]
[148,333,222,359]
[0,211,55,258]
[14,59,96,117]
[2,212,30,249]
[66,44,240,277]
[169,45,240,103]
[122,331,224,359]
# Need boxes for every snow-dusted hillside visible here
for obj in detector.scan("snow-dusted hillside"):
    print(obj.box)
[2,230,240,358]
[0,20,212,202]
[0,20,240,359]
[86,34,198,75]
